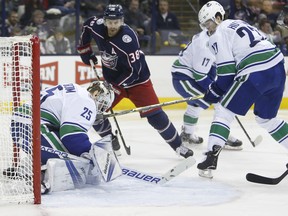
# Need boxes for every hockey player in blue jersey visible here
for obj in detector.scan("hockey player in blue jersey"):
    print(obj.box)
[77,4,193,158]
[171,29,243,150]
[197,1,288,178]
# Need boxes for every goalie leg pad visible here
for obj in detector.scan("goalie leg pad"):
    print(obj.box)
[89,135,122,182]
[43,158,101,192]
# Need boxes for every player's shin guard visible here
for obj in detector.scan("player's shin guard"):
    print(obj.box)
[147,111,182,150]
[256,116,288,148]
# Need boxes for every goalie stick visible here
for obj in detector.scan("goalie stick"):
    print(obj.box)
[246,163,288,185]
[41,146,196,185]
[123,156,196,185]
[103,95,204,118]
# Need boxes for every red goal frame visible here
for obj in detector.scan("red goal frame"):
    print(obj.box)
[11,36,41,204]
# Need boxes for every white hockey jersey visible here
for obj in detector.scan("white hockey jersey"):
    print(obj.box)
[40,83,97,139]
[209,19,284,78]
[171,30,216,81]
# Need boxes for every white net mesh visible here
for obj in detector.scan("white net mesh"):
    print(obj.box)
[0,36,36,204]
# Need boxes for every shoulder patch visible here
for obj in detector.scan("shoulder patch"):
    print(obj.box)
[122,35,132,43]
[97,18,104,25]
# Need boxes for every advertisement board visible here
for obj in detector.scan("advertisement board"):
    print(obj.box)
[40,56,288,109]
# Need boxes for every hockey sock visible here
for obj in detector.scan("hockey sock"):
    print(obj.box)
[256,116,288,148]
[207,104,235,151]
[183,105,203,134]
[147,111,181,150]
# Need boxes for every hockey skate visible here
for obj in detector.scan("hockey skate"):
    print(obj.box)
[41,170,51,194]
[180,129,203,145]
[223,136,243,151]
[197,145,222,178]
[112,135,121,156]
[176,144,194,158]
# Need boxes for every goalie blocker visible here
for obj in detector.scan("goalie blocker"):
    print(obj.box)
[41,135,122,193]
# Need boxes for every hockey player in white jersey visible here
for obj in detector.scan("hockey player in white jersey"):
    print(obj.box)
[38,82,115,164]
[9,81,123,193]
[171,29,243,150]
[197,1,288,178]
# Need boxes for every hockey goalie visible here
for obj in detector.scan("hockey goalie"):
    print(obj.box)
[7,81,123,194]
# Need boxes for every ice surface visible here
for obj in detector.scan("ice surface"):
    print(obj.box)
[1,109,288,216]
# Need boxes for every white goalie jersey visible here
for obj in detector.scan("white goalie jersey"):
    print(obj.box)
[40,83,97,134]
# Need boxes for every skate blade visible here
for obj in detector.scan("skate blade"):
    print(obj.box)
[223,145,243,151]
[198,169,213,179]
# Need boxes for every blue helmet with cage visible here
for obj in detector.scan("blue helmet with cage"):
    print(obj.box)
[103,4,124,20]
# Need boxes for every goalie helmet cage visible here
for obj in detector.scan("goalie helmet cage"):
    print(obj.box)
[0,35,41,204]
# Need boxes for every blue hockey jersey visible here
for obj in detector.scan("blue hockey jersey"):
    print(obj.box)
[78,16,150,88]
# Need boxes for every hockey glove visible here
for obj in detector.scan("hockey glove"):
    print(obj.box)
[77,43,94,65]
[204,82,225,104]
[89,54,98,66]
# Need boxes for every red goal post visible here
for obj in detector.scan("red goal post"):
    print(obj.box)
[0,35,41,204]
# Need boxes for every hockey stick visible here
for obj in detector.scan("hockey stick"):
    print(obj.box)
[111,109,131,155]
[235,116,262,147]
[89,59,130,155]
[246,163,288,185]
[103,95,204,118]
[122,156,196,185]
[41,146,195,185]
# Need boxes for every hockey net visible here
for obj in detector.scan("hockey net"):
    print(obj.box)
[0,35,41,204]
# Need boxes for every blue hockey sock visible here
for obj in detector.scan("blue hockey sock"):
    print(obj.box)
[147,111,181,150]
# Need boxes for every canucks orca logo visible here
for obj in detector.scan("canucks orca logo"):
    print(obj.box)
[100,51,118,70]
[211,42,218,54]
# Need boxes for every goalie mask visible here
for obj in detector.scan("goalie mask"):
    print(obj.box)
[87,81,115,113]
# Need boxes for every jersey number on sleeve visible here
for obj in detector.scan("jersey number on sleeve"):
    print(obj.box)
[129,50,140,63]
[81,107,92,120]
[236,26,265,48]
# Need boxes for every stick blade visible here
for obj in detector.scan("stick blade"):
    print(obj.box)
[125,146,131,155]
[246,173,278,185]
[253,135,263,146]
[158,157,196,185]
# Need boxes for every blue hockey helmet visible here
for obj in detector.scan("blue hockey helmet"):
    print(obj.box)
[103,4,124,20]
